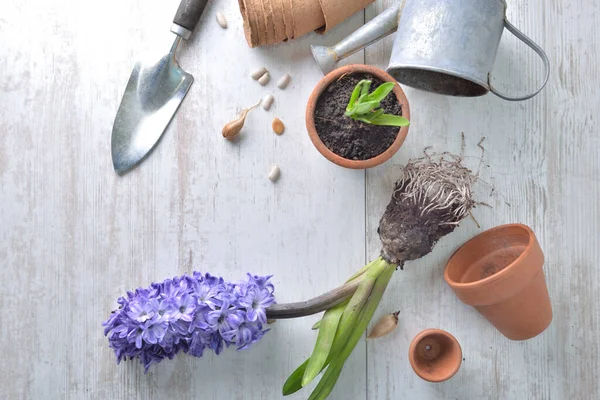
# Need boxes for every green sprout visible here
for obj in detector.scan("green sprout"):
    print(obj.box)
[344,79,410,127]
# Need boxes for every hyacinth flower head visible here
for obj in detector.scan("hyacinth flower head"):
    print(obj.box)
[103,272,275,372]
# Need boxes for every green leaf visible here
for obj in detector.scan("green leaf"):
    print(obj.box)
[370,109,385,119]
[325,259,387,364]
[352,115,375,124]
[354,100,380,115]
[351,109,383,124]
[344,259,377,282]
[365,113,410,127]
[303,301,348,387]
[309,262,397,400]
[283,358,310,396]
[366,82,396,103]
[282,259,396,399]
[360,80,372,98]
[301,259,387,390]
[307,363,344,400]
[346,81,365,113]
[336,263,396,364]
[311,320,321,330]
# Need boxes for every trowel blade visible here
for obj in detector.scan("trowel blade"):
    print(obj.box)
[111,37,193,175]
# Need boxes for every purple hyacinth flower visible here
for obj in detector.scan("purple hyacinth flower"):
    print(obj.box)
[236,323,269,350]
[189,329,210,357]
[188,304,210,333]
[102,311,121,335]
[149,298,176,322]
[209,332,224,355]
[103,271,275,372]
[195,280,224,309]
[172,293,196,322]
[127,327,145,349]
[238,288,275,324]
[113,321,133,339]
[142,321,168,345]
[247,273,275,293]
[206,301,246,342]
[127,299,155,323]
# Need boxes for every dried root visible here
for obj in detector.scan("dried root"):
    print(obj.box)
[396,152,478,223]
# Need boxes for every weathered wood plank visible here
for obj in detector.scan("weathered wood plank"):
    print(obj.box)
[365,0,600,399]
[0,1,367,399]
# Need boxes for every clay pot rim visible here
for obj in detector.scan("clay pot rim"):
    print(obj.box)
[444,223,536,289]
[305,64,411,169]
[408,328,462,383]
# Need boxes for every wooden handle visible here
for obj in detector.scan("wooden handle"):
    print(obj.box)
[172,0,209,36]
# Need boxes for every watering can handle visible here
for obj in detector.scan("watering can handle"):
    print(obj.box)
[488,19,550,102]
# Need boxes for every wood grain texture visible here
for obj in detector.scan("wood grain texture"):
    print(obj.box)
[1,0,598,399]
[0,1,367,399]
[365,0,600,399]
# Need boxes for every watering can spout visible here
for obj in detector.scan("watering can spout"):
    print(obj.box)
[310,3,402,75]
[310,45,339,76]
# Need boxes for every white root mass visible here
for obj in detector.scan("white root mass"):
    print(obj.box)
[394,152,478,225]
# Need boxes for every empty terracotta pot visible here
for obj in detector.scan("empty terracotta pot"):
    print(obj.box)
[444,224,552,340]
[409,329,462,382]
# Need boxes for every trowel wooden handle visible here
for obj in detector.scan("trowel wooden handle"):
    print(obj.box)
[172,0,209,39]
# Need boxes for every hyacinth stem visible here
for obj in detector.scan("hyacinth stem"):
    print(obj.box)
[265,258,381,320]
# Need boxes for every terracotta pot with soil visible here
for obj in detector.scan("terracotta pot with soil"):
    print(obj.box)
[409,329,462,383]
[306,64,410,169]
[444,224,552,341]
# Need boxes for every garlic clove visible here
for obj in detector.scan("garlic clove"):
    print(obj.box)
[268,165,281,182]
[262,94,274,111]
[251,67,268,80]
[221,100,261,141]
[216,12,228,28]
[258,72,271,86]
[367,311,400,339]
[277,74,291,89]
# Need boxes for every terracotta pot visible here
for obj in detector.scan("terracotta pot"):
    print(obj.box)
[444,224,552,341]
[409,329,462,383]
[305,64,410,169]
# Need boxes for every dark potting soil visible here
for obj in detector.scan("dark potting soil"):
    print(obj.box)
[314,73,403,161]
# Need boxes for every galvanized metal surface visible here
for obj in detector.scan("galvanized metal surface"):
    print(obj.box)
[111,35,193,174]
[312,0,549,101]
[488,19,550,101]
[387,0,549,100]
[310,3,401,75]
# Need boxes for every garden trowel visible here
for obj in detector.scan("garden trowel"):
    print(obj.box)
[111,0,209,175]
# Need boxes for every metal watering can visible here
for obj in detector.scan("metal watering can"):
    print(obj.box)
[311,0,549,101]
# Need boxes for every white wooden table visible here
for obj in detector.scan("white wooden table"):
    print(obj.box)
[1,0,598,398]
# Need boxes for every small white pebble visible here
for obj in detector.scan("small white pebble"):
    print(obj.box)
[251,67,268,80]
[258,72,271,86]
[216,12,228,28]
[262,94,274,111]
[268,165,281,182]
[277,74,291,89]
